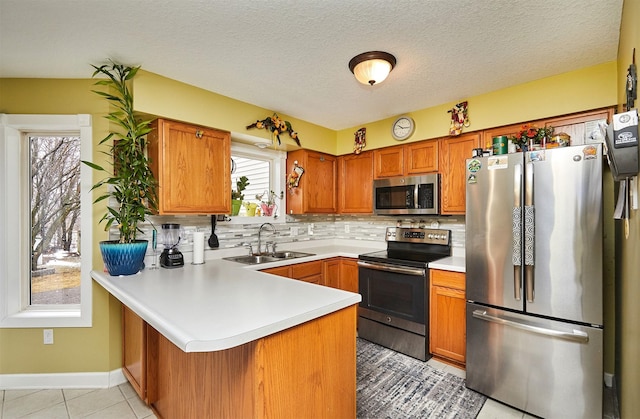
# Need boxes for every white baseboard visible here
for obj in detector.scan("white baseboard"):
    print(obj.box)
[604,372,615,388]
[0,368,126,390]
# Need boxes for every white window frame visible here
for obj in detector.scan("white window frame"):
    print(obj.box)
[227,142,288,225]
[0,114,93,328]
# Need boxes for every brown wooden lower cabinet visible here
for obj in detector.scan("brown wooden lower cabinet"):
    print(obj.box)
[291,259,323,284]
[323,258,341,288]
[122,305,147,402]
[338,258,359,293]
[262,257,359,293]
[429,269,466,366]
[127,304,357,418]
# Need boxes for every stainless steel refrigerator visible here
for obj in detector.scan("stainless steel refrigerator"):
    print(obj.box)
[465,144,603,419]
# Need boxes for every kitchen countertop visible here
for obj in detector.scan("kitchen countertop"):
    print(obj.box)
[91,242,382,353]
[429,256,466,273]
[92,240,465,353]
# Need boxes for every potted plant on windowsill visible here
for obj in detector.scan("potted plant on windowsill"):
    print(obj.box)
[231,176,249,216]
[82,60,158,276]
[256,190,282,217]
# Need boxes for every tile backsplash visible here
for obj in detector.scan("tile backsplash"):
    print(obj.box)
[111,214,466,257]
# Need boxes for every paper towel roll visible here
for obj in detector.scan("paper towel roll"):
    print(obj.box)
[192,232,205,264]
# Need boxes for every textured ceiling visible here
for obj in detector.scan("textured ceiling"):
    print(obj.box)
[0,0,623,130]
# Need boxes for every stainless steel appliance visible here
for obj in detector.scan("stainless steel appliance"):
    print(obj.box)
[465,145,604,418]
[373,174,439,215]
[160,223,184,268]
[358,227,451,361]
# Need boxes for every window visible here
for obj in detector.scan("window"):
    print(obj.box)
[30,135,81,305]
[229,142,287,223]
[0,114,92,327]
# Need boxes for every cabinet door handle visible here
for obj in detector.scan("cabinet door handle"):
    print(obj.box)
[195,130,204,139]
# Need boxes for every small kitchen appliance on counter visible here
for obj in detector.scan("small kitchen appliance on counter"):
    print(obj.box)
[160,223,184,268]
[357,227,451,361]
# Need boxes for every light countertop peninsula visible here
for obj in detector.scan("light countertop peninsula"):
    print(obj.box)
[91,241,383,353]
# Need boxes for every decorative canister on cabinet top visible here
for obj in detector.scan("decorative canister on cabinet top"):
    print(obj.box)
[492,136,508,155]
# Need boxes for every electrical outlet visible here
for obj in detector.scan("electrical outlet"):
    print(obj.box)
[344,224,350,233]
[43,329,54,345]
[291,226,299,236]
[308,223,314,235]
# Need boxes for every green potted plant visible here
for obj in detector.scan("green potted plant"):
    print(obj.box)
[231,176,249,216]
[82,60,158,275]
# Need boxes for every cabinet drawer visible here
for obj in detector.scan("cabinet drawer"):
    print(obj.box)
[431,269,465,290]
[297,273,323,284]
[291,260,322,279]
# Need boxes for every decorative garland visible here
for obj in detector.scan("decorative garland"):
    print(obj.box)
[246,113,301,146]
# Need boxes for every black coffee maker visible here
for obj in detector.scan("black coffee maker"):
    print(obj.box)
[160,223,184,268]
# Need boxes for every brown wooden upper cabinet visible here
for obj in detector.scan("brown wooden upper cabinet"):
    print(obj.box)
[481,124,522,150]
[374,140,439,179]
[439,132,481,215]
[373,146,404,178]
[405,140,439,174]
[338,151,373,214]
[148,118,231,214]
[286,149,337,214]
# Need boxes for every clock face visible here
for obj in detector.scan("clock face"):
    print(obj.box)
[392,116,415,141]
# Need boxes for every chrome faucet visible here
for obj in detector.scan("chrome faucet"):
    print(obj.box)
[257,223,277,255]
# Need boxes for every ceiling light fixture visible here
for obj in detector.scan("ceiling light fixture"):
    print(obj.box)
[349,51,396,86]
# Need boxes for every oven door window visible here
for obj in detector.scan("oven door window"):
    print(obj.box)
[360,268,425,324]
[376,185,415,210]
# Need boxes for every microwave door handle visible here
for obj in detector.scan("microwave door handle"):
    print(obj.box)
[413,184,419,209]
[512,163,523,301]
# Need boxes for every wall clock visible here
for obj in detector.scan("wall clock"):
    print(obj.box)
[391,115,415,141]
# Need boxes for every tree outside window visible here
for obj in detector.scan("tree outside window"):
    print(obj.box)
[29,135,81,305]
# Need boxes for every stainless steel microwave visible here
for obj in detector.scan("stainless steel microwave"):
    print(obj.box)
[373,174,439,215]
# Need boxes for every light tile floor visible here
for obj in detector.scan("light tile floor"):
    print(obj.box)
[0,382,156,419]
[1,361,619,418]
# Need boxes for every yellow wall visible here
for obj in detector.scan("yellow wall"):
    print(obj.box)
[615,0,640,416]
[336,61,617,155]
[0,79,122,373]
[133,71,335,154]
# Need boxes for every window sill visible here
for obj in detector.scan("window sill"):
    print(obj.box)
[1,306,91,328]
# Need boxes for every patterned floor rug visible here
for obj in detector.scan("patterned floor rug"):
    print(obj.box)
[357,338,486,419]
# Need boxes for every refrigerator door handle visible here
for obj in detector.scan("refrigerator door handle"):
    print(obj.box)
[524,161,535,303]
[512,163,523,301]
[472,310,589,343]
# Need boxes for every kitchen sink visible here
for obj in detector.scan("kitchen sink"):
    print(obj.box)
[223,251,315,265]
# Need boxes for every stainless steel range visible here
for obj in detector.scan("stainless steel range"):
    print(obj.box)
[357,227,451,361]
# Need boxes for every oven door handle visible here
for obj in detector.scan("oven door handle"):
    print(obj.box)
[357,260,426,276]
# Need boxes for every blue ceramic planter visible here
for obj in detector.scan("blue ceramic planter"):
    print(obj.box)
[99,240,148,276]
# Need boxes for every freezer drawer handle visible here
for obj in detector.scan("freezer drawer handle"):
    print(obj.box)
[472,310,589,343]
[357,261,426,277]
